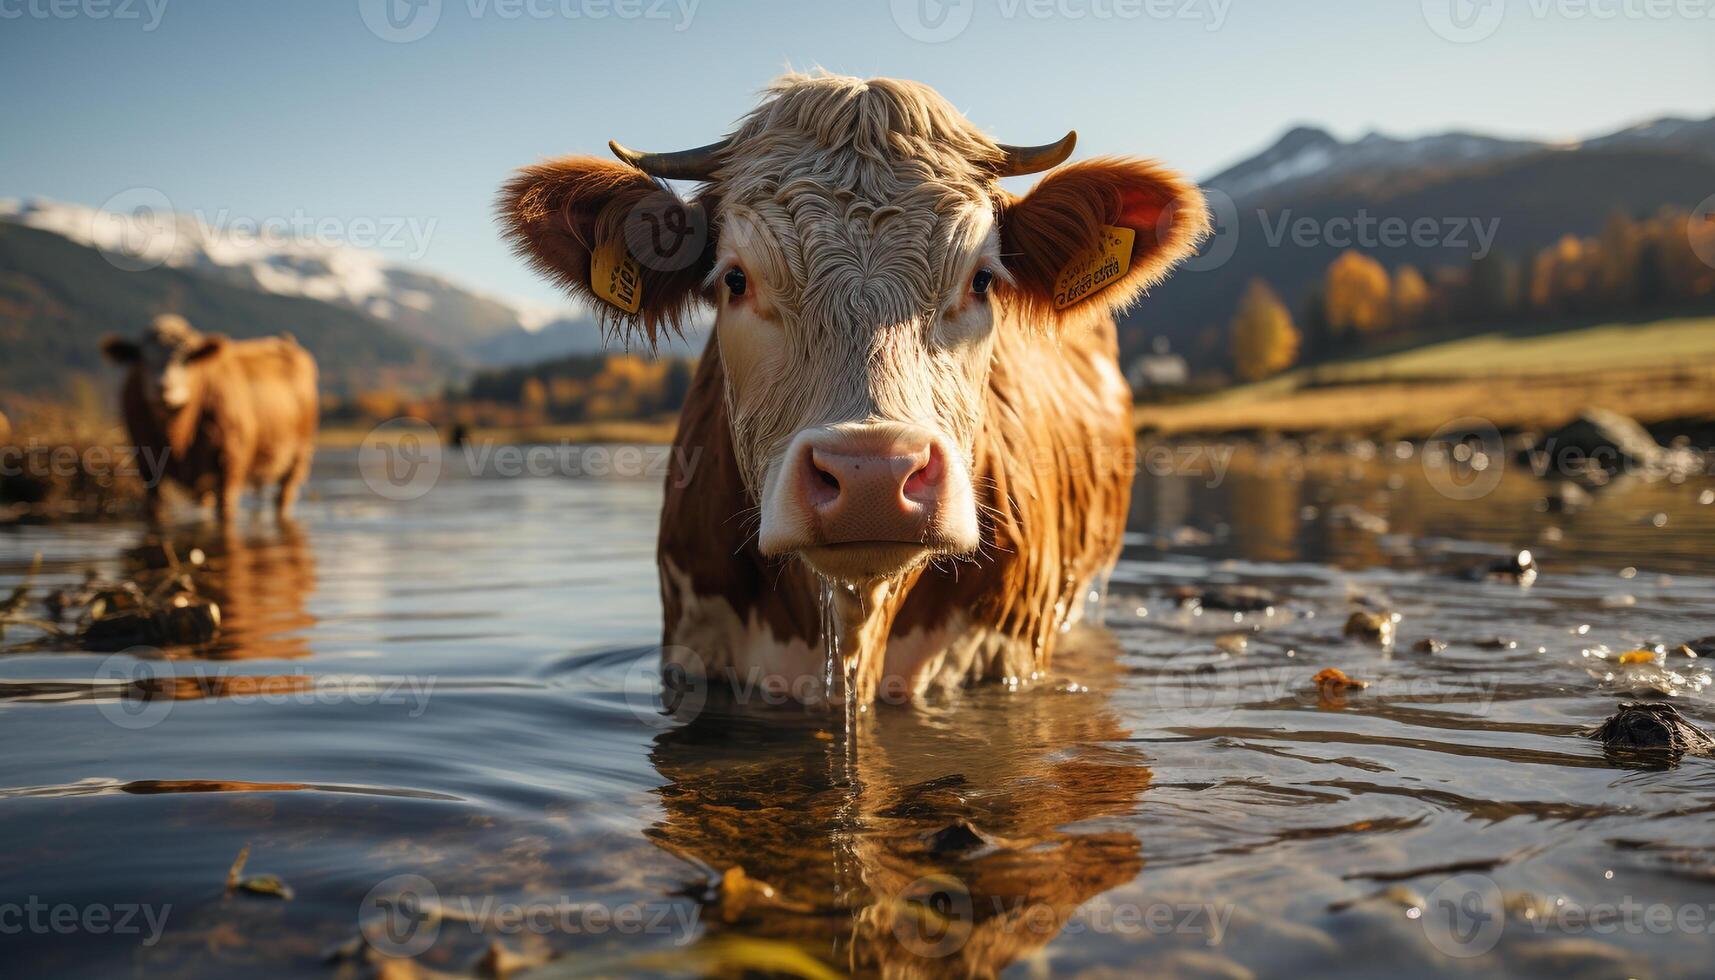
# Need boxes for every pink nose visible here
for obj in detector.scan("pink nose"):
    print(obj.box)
[795,429,944,544]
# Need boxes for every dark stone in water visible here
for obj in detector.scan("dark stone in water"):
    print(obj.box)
[1529,409,1701,485]
[81,595,221,651]
[1587,702,1715,763]
[927,820,987,856]
[1412,639,1447,654]
[1344,610,1399,646]
[1540,481,1592,513]
[1537,409,1664,472]
[1329,504,1389,535]
[1173,585,1280,612]
[1466,549,1538,587]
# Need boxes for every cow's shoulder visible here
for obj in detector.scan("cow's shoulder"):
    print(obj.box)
[892,315,1133,679]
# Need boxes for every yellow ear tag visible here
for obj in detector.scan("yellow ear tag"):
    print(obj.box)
[590,238,643,315]
[1053,224,1134,310]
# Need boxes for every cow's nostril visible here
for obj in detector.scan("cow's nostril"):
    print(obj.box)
[806,450,843,506]
[902,444,942,501]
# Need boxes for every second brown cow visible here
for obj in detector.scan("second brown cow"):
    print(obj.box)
[103,314,318,521]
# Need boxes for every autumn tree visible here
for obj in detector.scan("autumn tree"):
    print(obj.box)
[1230,279,1301,382]
[1391,264,1431,330]
[1324,251,1392,335]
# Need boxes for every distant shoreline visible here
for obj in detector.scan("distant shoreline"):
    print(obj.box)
[317,417,679,449]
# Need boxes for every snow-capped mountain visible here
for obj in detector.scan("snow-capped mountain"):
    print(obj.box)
[1580,115,1715,157]
[1204,125,1547,202]
[0,196,603,363]
[1204,113,1715,205]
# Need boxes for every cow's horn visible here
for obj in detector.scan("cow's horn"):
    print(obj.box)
[996,131,1077,176]
[608,139,729,181]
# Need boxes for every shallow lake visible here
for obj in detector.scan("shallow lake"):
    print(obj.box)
[3,442,1713,978]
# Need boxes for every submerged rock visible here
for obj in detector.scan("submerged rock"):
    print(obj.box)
[1172,585,1281,613]
[1465,549,1538,587]
[1586,701,1715,763]
[1530,409,1700,485]
[926,820,987,857]
[1343,610,1400,646]
[1539,481,1592,514]
[1540,409,1663,470]
[81,593,221,650]
[1329,504,1389,535]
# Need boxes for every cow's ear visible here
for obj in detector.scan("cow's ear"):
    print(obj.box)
[499,156,715,347]
[101,336,141,364]
[998,158,1208,330]
[185,335,227,363]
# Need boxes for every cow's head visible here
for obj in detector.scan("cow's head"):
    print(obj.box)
[502,74,1206,582]
[102,314,226,413]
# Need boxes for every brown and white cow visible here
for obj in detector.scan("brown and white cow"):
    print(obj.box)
[501,73,1207,706]
[102,314,318,521]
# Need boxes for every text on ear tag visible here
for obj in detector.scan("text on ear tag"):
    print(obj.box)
[591,238,643,314]
[1053,224,1134,310]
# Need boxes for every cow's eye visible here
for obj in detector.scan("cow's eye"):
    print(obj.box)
[723,267,747,298]
[971,268,994,296]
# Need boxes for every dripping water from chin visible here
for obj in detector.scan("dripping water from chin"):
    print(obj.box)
[817,573,864,943]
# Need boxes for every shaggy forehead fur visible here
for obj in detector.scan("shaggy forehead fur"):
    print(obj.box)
[708,74,1010,491]
[710,73,1004,322]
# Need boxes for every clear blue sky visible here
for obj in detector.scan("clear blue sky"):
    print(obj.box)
[2,0,1710,309]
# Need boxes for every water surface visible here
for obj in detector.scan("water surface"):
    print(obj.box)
[2,444,1713,977]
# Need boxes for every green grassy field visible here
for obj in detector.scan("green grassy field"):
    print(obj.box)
[1300,316,1715,383]
[1141,315,1715,437]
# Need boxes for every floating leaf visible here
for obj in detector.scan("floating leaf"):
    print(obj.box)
[236,874,294,900]
[1313,667,1368,693]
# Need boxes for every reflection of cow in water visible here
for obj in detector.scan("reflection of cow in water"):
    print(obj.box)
[134,521,318,661]
[646,636,1150,976]
[102,314,318,521]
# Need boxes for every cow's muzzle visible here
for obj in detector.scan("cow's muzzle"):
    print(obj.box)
[759,423,979,581]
